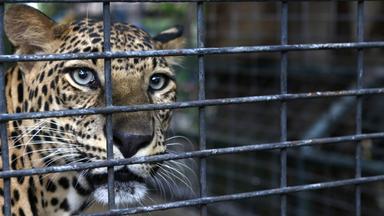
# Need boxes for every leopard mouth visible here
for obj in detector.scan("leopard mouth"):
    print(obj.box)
[88,167,148,205]
[89,168,145,187]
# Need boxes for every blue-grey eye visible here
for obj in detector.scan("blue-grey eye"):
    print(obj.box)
[149,74,169,91]
[71,68,96,86]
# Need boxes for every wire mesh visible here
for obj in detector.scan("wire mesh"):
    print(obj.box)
[0,0,383,216]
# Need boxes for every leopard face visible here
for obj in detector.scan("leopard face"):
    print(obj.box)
[1,5,184,215]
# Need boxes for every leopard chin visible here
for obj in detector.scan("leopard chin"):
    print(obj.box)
[93,182,147,205]
[88,168,148,205]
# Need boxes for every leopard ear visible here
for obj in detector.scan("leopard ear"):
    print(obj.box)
[5,5,57,70]
[5,5,57,51]
[153,25,185,65]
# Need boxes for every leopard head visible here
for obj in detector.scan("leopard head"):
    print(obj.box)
[4,4,184,206]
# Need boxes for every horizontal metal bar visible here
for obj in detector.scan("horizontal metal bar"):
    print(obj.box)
[4,0,382,3]
[1,88,384,122]
[0,42,384,62]
[0,132,384,179]
[84,174,384,216]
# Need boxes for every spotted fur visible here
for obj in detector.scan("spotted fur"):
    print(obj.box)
[0,5,184,216]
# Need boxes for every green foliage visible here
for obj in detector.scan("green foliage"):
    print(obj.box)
[149,3,188,17]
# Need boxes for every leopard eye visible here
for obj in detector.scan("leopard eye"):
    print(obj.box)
[70,68,96,87]
[149,74,169,91]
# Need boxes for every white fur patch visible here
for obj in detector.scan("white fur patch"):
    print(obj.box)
[93,181,147,205]
[67,185,88,211]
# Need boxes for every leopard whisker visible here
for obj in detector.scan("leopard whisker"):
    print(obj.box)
[11,120,48,144]
[11,141,81,149]
[151,168,169,199]
[165,159,197,179]
[10,134,75,143]
[11,146,78,164]
[159,163,193,192]
[151,174,165,198]
[11,125,76,138]
[154,169,172,199]
[43,152,81,167]
[21,124,51,156]
[165,142,184,147]
[165,135,194,149]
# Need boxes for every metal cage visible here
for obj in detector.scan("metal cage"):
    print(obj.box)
[0,0,383,215]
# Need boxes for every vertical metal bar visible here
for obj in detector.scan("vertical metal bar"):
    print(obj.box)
[103,2,115,209]
[197,2,207,216]
[0,3,11,216]
[280,1,288,216]
[355,1,364,216]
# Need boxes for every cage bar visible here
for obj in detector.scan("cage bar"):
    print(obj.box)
[2,88,384,122]
[0,132,383,179]
[1,42,384,62]
[0,3,11,216]
[197,1,207,216]
[279,1,288,216]
[355,1,365,216]
[102,1,116,209]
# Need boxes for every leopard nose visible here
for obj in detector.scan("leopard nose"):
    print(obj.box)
[113,131,152,158]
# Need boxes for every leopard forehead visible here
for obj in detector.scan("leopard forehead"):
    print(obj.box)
[54,19,171,73]
[61,20,154,52]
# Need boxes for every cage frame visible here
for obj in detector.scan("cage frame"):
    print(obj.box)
[0,0,382,215]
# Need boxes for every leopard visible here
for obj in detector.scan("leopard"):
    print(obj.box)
[0,4,184,216]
